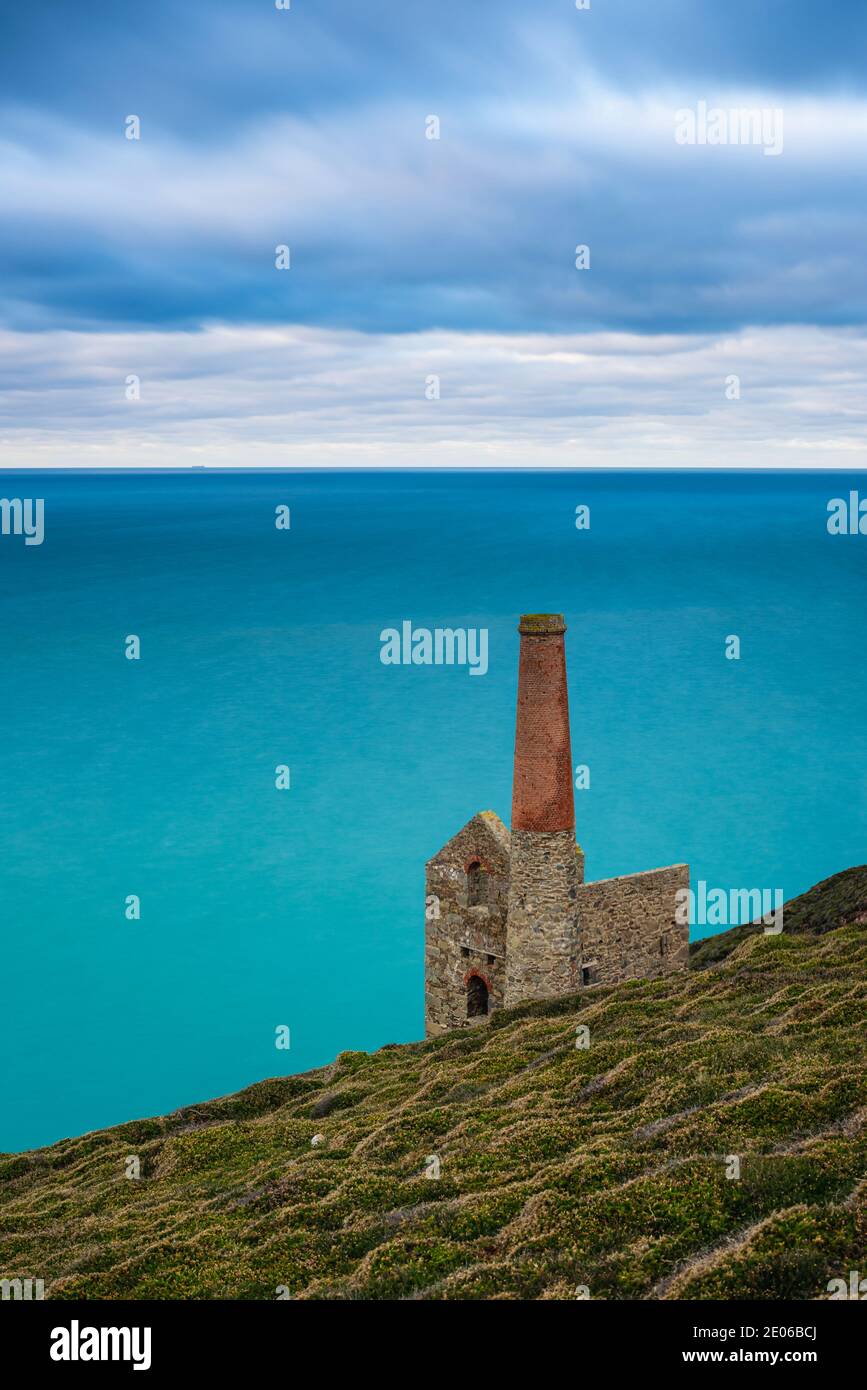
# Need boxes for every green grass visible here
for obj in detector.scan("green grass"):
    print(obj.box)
[689,864,867,969]
[1,869,865,1300]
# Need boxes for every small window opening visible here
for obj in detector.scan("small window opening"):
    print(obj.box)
[466,974,489,1018]
[461,946,470,958]
[581,966,595,987]
[486,953,495,965]
[466,860,488,907]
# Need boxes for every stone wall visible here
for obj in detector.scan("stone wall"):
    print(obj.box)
[575,843,585,885]
[424,813,510,1036]
[425,814,689,1031]
[503,828,581,1006]
[576,863,690,986]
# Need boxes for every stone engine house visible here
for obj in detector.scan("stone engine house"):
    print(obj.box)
[424,614,689,1035]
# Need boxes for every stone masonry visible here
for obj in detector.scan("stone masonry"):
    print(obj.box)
[504,828,581,1005]
[424,612,689,1036]
[577,864,690,986]
[424,811,510,1034]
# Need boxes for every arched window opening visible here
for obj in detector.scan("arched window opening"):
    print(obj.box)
[467,860,488,907]
[466,974,489,1019]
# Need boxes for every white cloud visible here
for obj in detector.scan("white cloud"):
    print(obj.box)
[3,84,867,266]
[1,321,866,469]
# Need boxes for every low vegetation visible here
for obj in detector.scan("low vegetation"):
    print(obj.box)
[2,869,865,1300]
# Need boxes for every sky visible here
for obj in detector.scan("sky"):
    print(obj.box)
[2,0,867,467]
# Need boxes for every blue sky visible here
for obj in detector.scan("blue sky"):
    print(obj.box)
[2,1,867,465]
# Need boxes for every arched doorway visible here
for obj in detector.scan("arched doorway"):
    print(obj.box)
[466,973,489,1018]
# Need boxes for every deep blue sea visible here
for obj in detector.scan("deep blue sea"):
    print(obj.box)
[2,470,865,1152]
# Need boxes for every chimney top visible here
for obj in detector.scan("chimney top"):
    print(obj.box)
[518,613,566,636]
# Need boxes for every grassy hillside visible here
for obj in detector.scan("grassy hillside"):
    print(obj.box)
[1,876,865,1300]
[689,864,867,970]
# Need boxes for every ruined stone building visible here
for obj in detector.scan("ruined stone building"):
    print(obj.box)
[424,614,689,1035]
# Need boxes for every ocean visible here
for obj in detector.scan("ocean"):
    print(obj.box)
[1,469,865,1151]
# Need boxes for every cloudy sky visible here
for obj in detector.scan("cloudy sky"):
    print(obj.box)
[2,0,866,467]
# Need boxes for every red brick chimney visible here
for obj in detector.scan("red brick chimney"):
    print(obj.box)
[511,614,575,834]
[505,613,581,1006]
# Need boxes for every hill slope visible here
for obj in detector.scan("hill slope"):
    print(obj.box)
[689,865,867,970]
[1,878,865,1300]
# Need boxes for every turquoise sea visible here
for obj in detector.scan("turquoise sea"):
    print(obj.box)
[2,470,865,1151]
